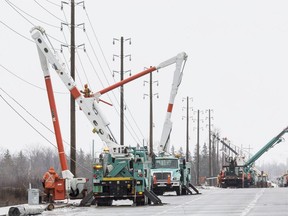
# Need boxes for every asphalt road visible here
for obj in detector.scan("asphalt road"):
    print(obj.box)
[1,187,287,215]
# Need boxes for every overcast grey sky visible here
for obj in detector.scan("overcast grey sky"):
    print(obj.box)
[1,0,288,168]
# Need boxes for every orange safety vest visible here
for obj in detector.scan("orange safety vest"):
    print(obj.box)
[221,171,225,178]
[42,168,59,189]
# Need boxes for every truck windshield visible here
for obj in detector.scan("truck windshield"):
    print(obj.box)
[155,159,178,169]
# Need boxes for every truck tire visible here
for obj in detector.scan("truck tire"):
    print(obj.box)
[135,196,148,206]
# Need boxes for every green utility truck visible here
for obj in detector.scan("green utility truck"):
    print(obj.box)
[149,48,198,196]
[151,155,191,195]
[92,147,155,206]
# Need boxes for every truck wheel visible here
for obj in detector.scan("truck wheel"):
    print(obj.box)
[135,196,147,206]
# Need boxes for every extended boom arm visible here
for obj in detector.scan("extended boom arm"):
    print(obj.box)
[244,126,288,171]
[158,53,187,153]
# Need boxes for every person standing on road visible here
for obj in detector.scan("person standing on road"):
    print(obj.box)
[42,167,59,202]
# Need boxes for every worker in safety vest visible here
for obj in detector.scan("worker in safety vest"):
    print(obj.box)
[42,167,59,202]
[217,170,223,187]
[80,84,92,98]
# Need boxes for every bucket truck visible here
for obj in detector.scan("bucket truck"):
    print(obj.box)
[214,136,247,188]
[150,54,198,196]
[31,26,188,206]
[217,126,288,188]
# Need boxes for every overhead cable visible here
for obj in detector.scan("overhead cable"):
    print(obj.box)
[0,87,92,173]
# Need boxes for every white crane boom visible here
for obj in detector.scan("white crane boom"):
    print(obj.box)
[158,53,187,154]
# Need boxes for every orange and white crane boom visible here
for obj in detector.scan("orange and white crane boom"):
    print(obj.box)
[158,53,187,154]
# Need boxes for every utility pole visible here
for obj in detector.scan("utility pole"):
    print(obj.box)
[149,73,153,157]
[216,135,219,174]
[186,97,189,161]
[61,0,85,176]
[182,97,193,162]
[196,110,200,185]
[206,109,213,186]
[144,72,158,158]
[113,37,131,146]
[70,0,76,176]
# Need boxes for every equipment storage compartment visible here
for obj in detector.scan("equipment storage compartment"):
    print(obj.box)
[54,178,66,200]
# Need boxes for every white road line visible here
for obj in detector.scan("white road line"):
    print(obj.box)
[240,188,265,216]
[152,191,218,216]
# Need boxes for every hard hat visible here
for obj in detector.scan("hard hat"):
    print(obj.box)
[48,167,55,172]
[103,147,109,152]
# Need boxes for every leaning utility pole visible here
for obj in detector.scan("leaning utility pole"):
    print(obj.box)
[70,0,76,176]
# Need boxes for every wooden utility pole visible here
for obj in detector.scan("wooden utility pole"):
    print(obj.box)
[144,71,158,158]
[216,136,219,173]
[182,97,192,162]
[149,72,153,157]
[186,97,189,161]
[196,110,200,185]
[208,109,212,186]
[120,37,124,146]
[113,37,131,146]
[70,0,76,176]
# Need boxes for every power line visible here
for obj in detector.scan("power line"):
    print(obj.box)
[4,0,66,44]
[5,0,35,26]
[64,6,135,145]
[0,87,92,174]
[83,6,146,141]
[33,0,65,22]
[45,0,61,7]
[0,63,67,94]
[0,20,34,43]
[61,8,86,88]
[5,0,59,29]
[64,3,142,144]
[85,50,141,144]
[83,26,144,144]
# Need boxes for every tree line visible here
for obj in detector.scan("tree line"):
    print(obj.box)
[0,147,93,207]
[0,136,286,206]
[0,139,221,206]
